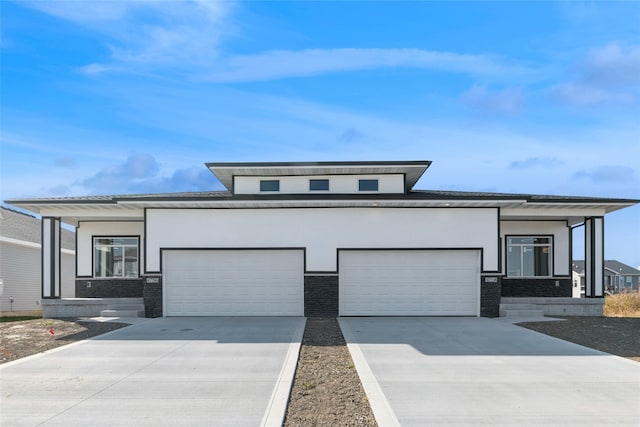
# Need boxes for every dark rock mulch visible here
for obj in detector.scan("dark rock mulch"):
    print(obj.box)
[518,316,640,362]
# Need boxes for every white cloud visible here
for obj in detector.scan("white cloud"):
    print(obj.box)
[583,43,640,88]
[80,63,119,75]
[509,157,564,170]
[198,48,530,83]
[551,83,635,107]
[573,165,636,184]
[551,43,640,107]
[107,3,232,68]
[460,84,524,114]
[54,157,76,168]
[78,153,220,195]
[24,2,535,82]
[22,0,134,22]
[550,82,634,107]
[26,0,234,73]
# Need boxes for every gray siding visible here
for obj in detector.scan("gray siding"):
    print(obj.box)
[0,207,75,249]
[0,241,75,312]
[0,243,40,312]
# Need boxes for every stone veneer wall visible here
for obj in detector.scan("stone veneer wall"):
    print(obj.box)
[143,276,163,318]
[74,277,161,318]
[501,278,572,297]
[480,276,502,318]
[304,276,338,317]
[75,278,143,298]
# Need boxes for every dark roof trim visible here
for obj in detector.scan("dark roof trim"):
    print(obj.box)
[1,205,38,218]
[205,160,432,168]
[6,190,639,205]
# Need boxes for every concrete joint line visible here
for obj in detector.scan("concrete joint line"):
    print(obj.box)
[338,319,401,427]
[261,317,307,427]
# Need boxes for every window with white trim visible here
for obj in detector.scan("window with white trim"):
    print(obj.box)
[94,237,139,278]
[506,236,552,277]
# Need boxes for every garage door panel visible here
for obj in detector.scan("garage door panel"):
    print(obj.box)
[339,250,480,316]
[164,250,303,316]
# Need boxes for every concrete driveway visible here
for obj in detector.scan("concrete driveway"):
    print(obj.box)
[340,317,640,427]
[1,317,305,427]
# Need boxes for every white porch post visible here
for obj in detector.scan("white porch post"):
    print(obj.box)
[42,217,61,299]
[584,217,604,298]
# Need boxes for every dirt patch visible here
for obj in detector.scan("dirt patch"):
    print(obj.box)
[284,317,377,427]
[0,318,128,364]
[518,317,640,362]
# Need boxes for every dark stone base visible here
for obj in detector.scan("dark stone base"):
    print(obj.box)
[502,278,572,297]
[75,278,143,298]
[304,276,338,317]
[143,276,163,318]
[480,276,502,318]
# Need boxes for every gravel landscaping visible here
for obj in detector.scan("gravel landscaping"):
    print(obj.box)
[284,317,377,427]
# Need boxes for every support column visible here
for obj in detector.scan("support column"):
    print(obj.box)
[584,217,604,298]
[42,217,61,299]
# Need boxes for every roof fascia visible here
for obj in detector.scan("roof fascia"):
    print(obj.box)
[205,160,432,168]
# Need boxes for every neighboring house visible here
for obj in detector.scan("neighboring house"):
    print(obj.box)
[5,160,638,318]
[571,267,583,298]
[573,260,640,296]
[0,206,75,315]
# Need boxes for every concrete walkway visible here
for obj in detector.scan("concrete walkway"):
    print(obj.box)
[1,317,305,427]
[340,317,640,427]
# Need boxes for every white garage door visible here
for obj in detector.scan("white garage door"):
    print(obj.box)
[164,249,304,316]
[339,250,480,316]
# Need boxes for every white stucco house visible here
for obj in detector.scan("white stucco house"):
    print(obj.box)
[5,161,638,318]
[0,206,75,315]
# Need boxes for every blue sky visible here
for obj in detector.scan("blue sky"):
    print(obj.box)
[1,1,639,267]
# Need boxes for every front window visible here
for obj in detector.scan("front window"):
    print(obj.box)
[506,236,552,277]
[94,237,139,278]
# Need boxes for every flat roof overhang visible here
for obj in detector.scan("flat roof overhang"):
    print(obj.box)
[206,160,432,192]
[7,197,635,227]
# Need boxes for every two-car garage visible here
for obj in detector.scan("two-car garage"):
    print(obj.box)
[162,249,481,317]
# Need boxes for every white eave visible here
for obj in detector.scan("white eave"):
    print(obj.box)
[10,198,636,227]
[116,198,527,209]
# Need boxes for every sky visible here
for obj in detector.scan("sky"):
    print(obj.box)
[1,1,639,268]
